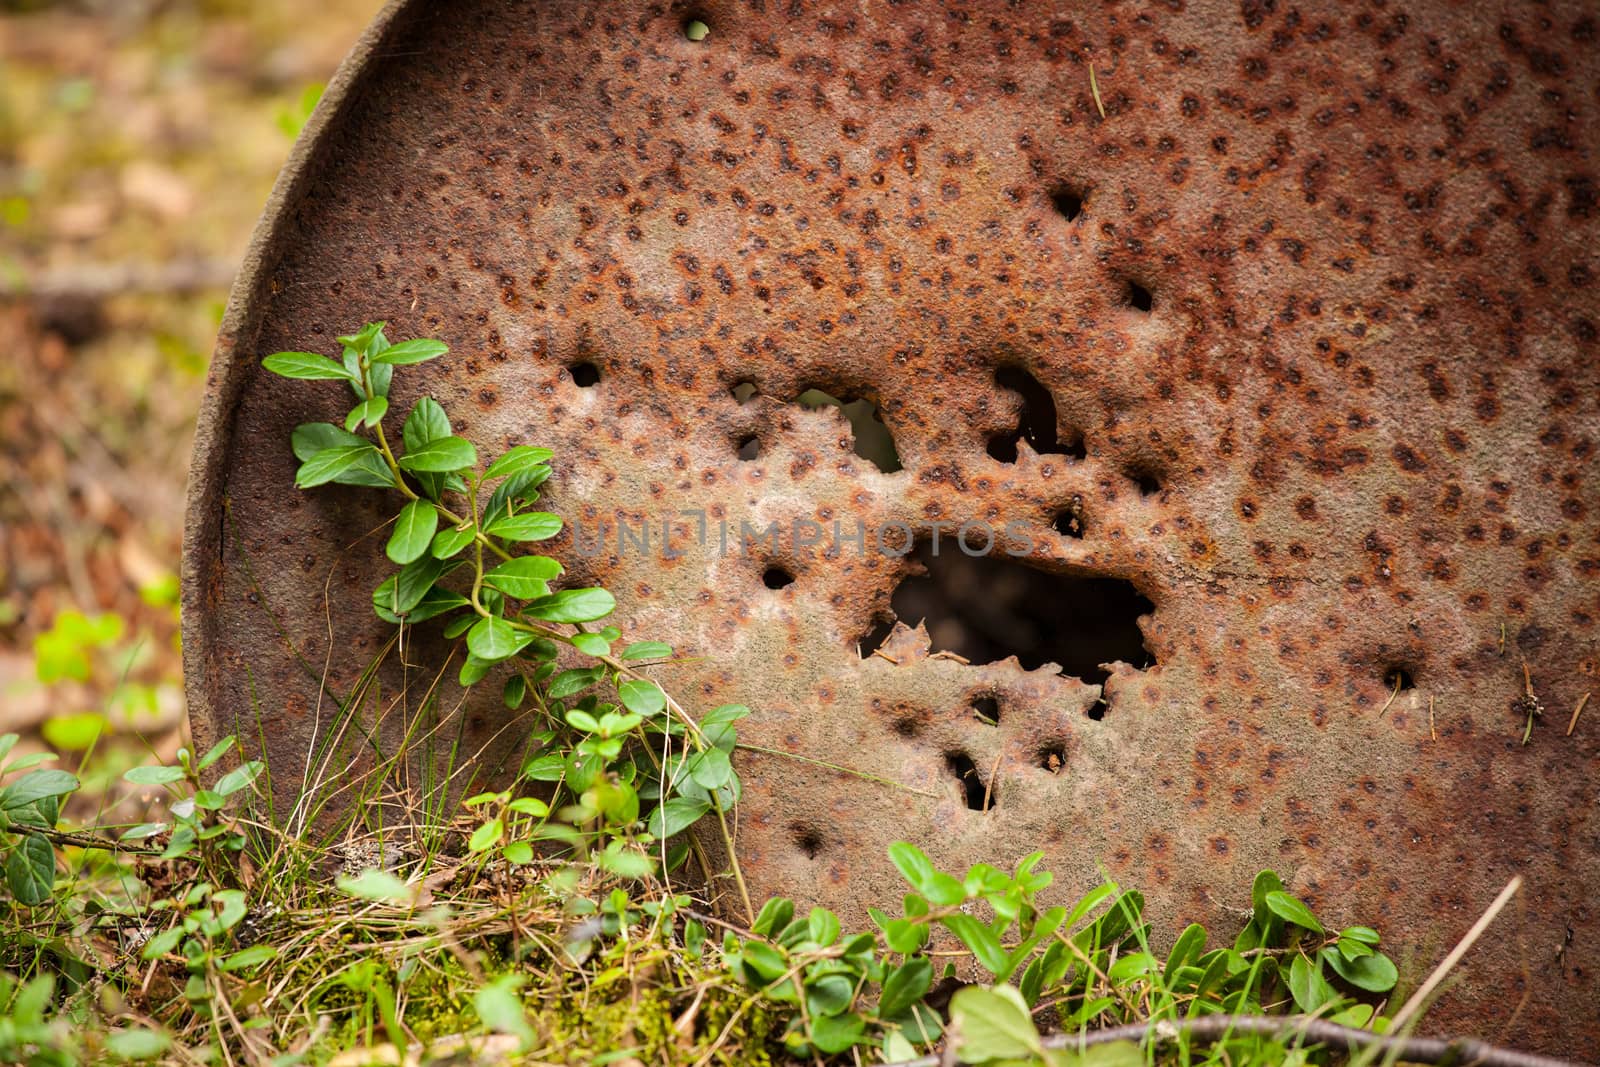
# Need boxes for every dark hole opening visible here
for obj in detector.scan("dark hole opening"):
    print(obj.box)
[1050,186,1085,222]
[792,824,823,858]
[1086,699,1107,722]
[1126,280,1154,313]
[873,543,1156,690]
[986,367,1086,463]
[569,361,601,387]
[971,695,1000,725]
[762,566,795,590]
[1053,498,1085,539]
[1127,465,1164,497]
[796,388,902,473]
[858,616,896,658]
[892,715,921,738]
[946,751,994,811]
[1038,744,1068,775]
[1384,667,1416,691]
[731,380,758,404]
[737,435,761,461]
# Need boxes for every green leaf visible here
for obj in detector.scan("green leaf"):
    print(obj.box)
[808,1010,865,1054]
[485,464,551,520]
[197,737,235,771]
[880,957,932,1018]
[620,641,672,661]
[5,833,55,905]
[221,945,278,972]
[290,425,393,487]
[1251,869,1285,924]
[1164,922,1208,982]
[459,654,492,687]
[484,511,562,542]
[548,666,605,699]
[344,394,389,431]
[371,337,448,365]
[647,796,711,838]
[503,674,527,710]
[485,445,555,480]
[389,556,451,616]
[1324,947,1399,992]
[950,985,1042,1062]
[397,436,477,473]
[503,841,534,865]
[687,747,732,789]
[124,764,186,786]
[571,632,610,656]
[262,351,358,381]
[430,523,476,559]
[483,556,562,598]
[1,769,79,813]
[41,711,106,752]
[1264,890,1324,934]
[474,975,534,1047]
[403,397,451,449]
[525,588,615,624]
[374,581,468,625]
[469,818,504,852]
[752,898,794,937]
[467,617,532,663]
[105,1029,171,1061]
[1287,952,1336,1013]
[295,445,385,489]
[888,841,937,895]
[1340,925,1382,947]
[805,973,855,1018]
[387,500,439,565]
[213,761,264,798]
[807,906,841,947]
[618,679,666,718]
[943,913,1007,976]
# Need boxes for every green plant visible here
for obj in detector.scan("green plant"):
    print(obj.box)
[262,323,752,913]
[0,735,78,906]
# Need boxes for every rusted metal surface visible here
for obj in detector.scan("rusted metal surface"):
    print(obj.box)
[183,0,1599,1052]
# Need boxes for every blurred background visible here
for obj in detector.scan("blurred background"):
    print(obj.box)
[0,0,382,797]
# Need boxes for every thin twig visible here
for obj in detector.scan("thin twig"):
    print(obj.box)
[1389,875,1522,1034]
[880,1012,1577,1067]
[735,743,941,799]
[1567,692,1590,736]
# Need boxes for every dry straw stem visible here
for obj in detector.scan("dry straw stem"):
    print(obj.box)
[1389,874,1522,1034]
[1568,692,1589,736]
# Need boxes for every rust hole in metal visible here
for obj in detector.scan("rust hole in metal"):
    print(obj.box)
[858,616,896,660]
[1125,280,1154,313]
[730,380,757,404]
[985,367,1085,463]
[1038,743,1068,776]
[1052,497,1085,539]
[881,543,1155,690]
[792,824,823,859]
[762,566,795,590]
[945,751,994,812]
[1049,185,1085,223]
[1125,464,1165,498]
[1385,666,1417,692]
[736,435,761,461]
[796,388,902,473]
[970,693,1000,725]
[683,16,710,43]
[568,361,600,388]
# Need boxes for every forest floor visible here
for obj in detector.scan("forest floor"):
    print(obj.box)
[0,0,382,799]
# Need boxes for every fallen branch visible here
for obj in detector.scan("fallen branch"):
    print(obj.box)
[882,1014,1580,1067]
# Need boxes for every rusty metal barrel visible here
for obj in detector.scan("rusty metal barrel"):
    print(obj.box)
[183,0,1600,1052]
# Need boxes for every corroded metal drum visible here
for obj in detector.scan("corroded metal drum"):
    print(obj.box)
[184,1,1600,1052]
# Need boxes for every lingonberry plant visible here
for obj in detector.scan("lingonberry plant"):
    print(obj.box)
[262,323,752,914]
